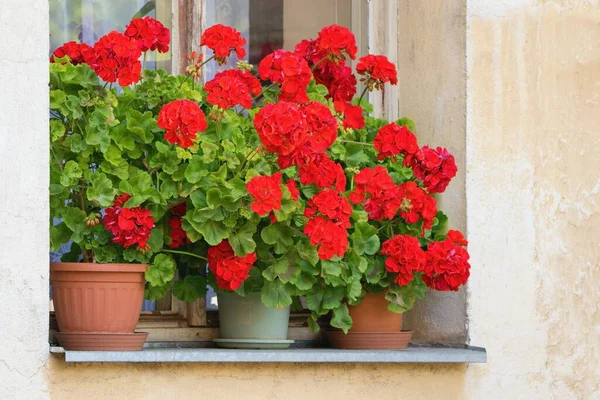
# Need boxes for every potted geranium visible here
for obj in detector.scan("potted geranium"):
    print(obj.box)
[49,17,209,351]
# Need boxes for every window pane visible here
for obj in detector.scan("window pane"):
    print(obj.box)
[49,0,172,71]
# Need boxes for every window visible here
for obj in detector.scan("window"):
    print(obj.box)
[48,0,367,346]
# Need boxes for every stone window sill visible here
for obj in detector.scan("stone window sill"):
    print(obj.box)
[49,344,487,363]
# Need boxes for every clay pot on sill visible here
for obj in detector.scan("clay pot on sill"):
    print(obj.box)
[327,292,412,349]
[50,262,148,351]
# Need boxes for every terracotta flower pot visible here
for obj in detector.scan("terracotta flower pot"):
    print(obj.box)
[348,292,403,332]
[327,292,412,349]
[50,263,148,350]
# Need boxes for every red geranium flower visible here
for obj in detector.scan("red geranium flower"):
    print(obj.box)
[208,240,257,290]
[381,235,427,286]
[246,172,284,216]
[333,101,365,130]
[295,39,357,101]
[316,24,358,61]
[409,146,458,193]
[258,50,311,103]
[304,189,352,228]
[356,54,398,90]
[304,216,349,260]
[201,24,246,65]
[374,122,420,162]
[301,101,338,152]
[447,230,468,246]
[89,31,142,86]
[253,101,307,159]
[157,99,208,148]
[50,41,94,65]
[168,216,190,248]
[423,235,470,291]
[397,181,437,232]
[102,194,155,251]
[205,69,261,109]
[349,166,401,220]
[124,17,170,53]
[298,153,346,193]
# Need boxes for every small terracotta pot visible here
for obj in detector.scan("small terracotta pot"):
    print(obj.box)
[50,263,147,333]
[348,292,403,333]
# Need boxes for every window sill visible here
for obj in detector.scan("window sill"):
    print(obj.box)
[49,344,486,363]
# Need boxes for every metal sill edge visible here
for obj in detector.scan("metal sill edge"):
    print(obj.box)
[49,344,487,363]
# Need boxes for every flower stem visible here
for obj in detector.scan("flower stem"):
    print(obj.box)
[338,139,374,146]
[357,86,369,106]
[253,82,277,102]
[311,55,329,71]
[161,249,207,261]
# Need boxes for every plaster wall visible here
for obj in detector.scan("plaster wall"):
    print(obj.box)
[1,0,599,399]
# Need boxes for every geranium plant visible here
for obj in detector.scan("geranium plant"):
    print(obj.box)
[49,18,470,332]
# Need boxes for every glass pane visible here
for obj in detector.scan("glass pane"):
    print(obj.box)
[49,0,172,71]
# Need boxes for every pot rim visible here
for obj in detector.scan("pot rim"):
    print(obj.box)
[50,262,148,273]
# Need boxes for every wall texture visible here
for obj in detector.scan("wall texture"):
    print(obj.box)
[465,0,600,397]
[1,0,599,399]
[0,0,50,399]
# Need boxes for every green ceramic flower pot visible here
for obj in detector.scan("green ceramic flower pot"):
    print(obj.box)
[216,292,291,340]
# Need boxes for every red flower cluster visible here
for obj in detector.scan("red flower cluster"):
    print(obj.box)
[50,41,94,65]
[157,99,208,148]
[246,172,283,216]
[356,54,398,90]
[304,216,349,260]
[447,230,468,246]
[303,189,352,260]
[374,123,419,161]
[349,166,402,221]
[168,216,190,248]
[102,194,155,251]
[304,189,352,228]
[410,146,458,193]
[254,102,340,172]
[298,153,346,193]
[89,31,142,86]
[316,24,358,61]
[201,24,246,65]
[423,234,470,291]
[397,181,437,232]
[254,102,305,159]
[124,17,170,53]
[295,39,357,102]
[334,101,365,130]
[208,240,257,290]
[205,69,261,109]
[302,101,338,153]
[258,50,311,103]
[381,235,426,286]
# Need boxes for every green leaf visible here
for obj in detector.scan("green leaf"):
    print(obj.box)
[351,222,380,256]
[229,219,258,256]
[296,240,319,266]
[321,259,342,276]
[50,90,66,109]
[345,143,370,167]
[50,222,72,251]
[346,277,363,302]
[330,303,353,334]
[185,155,209,184]
[206,188,241,212]
[396,117,416,132]
[385,276,427,314]
[261,223,295,254]
[196,220,229,246]
[145,282,171,300]
[261,280,293,308]
[147,228,164,252]
[60,160,82,187]
[173,275,207,303]
[86,172,116,207]
[126,110,156,143]
[145,254,175,287]
[50,120,66,142]
[104,144,124,166]
[101,160,129,180]
[61,207,88,243]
